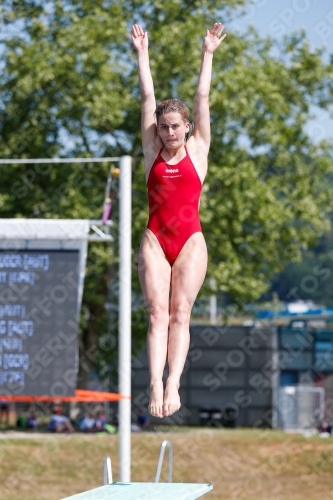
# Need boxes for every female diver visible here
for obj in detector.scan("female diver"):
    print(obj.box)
[131,22,227,417]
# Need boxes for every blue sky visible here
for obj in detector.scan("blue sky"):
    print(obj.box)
[230,0,333,141]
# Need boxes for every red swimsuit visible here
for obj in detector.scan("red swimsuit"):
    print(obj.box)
[147,146,202,266]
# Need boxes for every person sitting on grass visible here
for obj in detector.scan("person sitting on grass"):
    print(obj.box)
[94,410,107,432]
[0,399,9,427]
[26,411,38,430]
[79,411,96,433]
[137,409,150,429]
[49,406,74,434]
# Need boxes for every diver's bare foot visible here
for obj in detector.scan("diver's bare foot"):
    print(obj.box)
[163,379,181,416]
[148,381,164,417]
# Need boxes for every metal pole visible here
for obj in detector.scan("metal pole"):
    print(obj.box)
[118,156,132,482]
[271,325,279,429]
[103,456,113,485]
[154,440,173,483]
[0,157,119,164]
[209,294,217,324]
[209,278,217,325]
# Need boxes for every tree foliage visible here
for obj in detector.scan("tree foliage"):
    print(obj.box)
[265,225,333,308]
[1,0,333,384]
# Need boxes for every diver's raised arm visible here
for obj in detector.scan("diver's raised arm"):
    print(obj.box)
[131,24,158,154]
[193,23,227,150]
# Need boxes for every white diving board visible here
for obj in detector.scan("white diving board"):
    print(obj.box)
[61,482,213,500]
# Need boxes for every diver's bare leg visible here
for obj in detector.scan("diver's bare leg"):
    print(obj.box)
[164,233,208,416]
[139,229,171,418]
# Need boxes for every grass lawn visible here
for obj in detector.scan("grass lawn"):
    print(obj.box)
[1,428,333,500]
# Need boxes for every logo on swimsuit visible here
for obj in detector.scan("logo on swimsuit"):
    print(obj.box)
[165,168,179,173]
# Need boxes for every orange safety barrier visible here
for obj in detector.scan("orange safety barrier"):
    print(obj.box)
[0,389,131,402]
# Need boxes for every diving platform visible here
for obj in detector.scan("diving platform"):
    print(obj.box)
[61,482,213,499]
[62,441,212,499]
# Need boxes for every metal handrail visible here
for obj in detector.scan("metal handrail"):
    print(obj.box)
[154,440,172,483]
[0,157,119,164]
[103,456,113,485]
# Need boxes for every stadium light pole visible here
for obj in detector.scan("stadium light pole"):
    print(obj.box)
[118,155,132,482]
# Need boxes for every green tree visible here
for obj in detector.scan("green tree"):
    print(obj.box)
[0,0,132,387]
[265,225,333,308]
[0,0,333,385]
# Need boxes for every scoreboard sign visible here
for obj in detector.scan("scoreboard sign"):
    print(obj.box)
[0,250,80,396]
